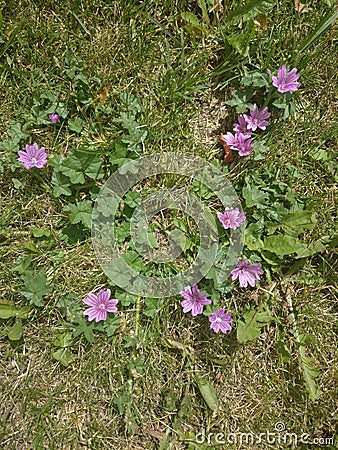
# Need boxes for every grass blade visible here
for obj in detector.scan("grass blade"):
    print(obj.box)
[0,19,24,59]
[298,9,338,54]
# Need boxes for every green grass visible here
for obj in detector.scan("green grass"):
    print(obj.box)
[1,1,337,449]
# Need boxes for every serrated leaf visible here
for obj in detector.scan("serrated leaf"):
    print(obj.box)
[104,259,133,289]
[276,339,292,363]
[243,184,268,208]
[0,304,31,319]
[60,151,103,183]
[7,121,30,145]
[124,191,141,208]
[226,30,254,57]
[114,290,138,306]
[51,171,72,197]
[21,271,52,307]
[241,72,270,88]
[237,308,275,343]
[75,151,103,179]
[263,235,307,256]
[195,373,219,411]
[309,149,338,162]
[63,200,93,229]
[60,155,84,184]
[73,317,95,343]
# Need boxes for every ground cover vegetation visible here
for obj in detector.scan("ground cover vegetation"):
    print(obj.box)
[0,0,337,449]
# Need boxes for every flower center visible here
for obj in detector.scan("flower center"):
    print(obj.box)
[98,303,106,310]
[215,317,222,324]
[31,157,37,164]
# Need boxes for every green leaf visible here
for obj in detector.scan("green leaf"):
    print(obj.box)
[7,121,30,145]
[103,316,121,336]
[51,171,72,197]
[104,259,133,289]
[237,308,275,343]
[195,373,219,411]
[73,317,95,343]
[226,27,255,57]
[241,72,270,88]
[124,191,141,208]
[30,226,51,238]
[120,93,143,115]
[180,11,208,33]
[52,348,73,367]
[309,149,338,162]
[114,290,138,307]
[143,298,164,318]
[76,151,103,179]
[21,271,52,307]
[0,304,31,319]
[276,339,291,363]
[68,117,84,133]
[295,239,326,259]
[53,331,73,348]
[300,356,322,401]
[7,321,23,341]
[63,200,93,229]
[12,177,22,189]
[243,184,268,208]
[11,255,33,274]
[244,221,264,251]
[228,0,277,22]
[225,90,253,113]
[263,235,307,256]
[59,155,84,184]
[59,151,103,183]
[266,210,317,235]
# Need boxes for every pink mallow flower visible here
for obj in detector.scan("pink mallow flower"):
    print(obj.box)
[18,143,47,169]
[243,104,271,131]
[233,115,252,135]
[272,65,301,93]
[180,285,211,316]
[231,258,263,288]
[222,132,253,156]
[83,289,118,322]
[49,112,60,123]
[217,208,246,230]
[209,309,233,334]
